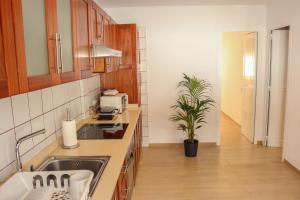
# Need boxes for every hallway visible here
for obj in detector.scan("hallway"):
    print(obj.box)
[132,114,300,200]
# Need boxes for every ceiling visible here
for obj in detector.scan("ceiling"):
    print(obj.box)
[96,0,268,8]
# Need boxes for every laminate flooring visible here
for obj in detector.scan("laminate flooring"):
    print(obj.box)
[132,114,300,200]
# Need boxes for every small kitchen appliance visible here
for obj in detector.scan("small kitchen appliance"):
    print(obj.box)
[100,93,128,113]
[97,106,119,120]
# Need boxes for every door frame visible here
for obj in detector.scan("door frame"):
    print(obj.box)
[217,31,259,145]
[264,26,291,149]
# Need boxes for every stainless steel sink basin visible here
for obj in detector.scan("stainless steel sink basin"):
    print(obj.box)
[36,156,110,196]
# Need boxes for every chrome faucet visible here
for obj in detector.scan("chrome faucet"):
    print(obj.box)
[16,129,46,172]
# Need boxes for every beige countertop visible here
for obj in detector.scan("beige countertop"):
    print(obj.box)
[23,104,141,200]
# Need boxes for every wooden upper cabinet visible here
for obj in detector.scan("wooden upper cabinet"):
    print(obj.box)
[0,0,20,98]
[93,16,119,74]
[56,0,80,83]
[91,2,104,45]
[12,0,79,92]
[74,0,92,79]
[104,16,112,47]
[117,24,137,69]
[13,0,55,91]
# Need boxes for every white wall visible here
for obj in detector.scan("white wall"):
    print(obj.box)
[221,32,246,125]
[266,0,300,170]
[106,6,266,144]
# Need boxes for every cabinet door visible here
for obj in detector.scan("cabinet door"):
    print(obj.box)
[57,0,79,82]
[0,0,20,97]
[117,24,137,69]
[104,16,111,47]
[13,0,59,91]
[91,2,104,45]
[74,0,92,79]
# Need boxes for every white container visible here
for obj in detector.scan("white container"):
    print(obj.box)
[62,120,78,148]
[0,170,93,200]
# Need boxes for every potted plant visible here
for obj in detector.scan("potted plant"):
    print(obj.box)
[170,74,215,157]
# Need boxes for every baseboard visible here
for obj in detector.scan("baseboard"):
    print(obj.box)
[266,138,283,147]
[256,140,263,146]
[149,142,217,147]
[284,159,300,175]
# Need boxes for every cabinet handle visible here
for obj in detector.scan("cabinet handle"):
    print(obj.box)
[92,44,96,70]
[54,33,61,74]
[58,34,63,73]
[122,153,134,175]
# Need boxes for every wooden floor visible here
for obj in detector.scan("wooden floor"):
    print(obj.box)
[132,114,300,200]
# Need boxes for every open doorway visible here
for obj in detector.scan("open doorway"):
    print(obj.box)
[265,27,290,147]
[220,32,258,144]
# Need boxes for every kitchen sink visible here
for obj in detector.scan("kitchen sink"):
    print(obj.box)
[36,156,110,196]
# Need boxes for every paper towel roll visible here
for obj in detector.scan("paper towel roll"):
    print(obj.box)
[62,120,78,147]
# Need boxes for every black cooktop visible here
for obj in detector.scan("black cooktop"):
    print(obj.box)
[77,123,129,140]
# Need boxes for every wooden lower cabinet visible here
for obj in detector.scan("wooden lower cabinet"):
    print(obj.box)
[112,114,142,200]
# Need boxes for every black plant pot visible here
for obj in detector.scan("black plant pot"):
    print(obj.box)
[184,139,199,157]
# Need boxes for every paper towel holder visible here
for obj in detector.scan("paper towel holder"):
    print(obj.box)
[62,108,80,149]
[62,143,80,149]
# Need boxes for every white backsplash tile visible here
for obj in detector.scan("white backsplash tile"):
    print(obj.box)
[142,116,148,126]
[142,136,149,147]
[0,75,102,178]
[141,71,147,83]
[0,130,16,170]
[139,37,146,50]
[44,111,56,138]
[41,87,53,113]
[138,26,146,38]
[21,148,35,165]
[138,26,149,147]
[0,97,14,134]
[69,98,82,120]
[87,77,95,92]
[0,162,16,182]
[141,105,148,115]
[52,84,63,108]
[46,133,56,146]
[28,90,43,119]
[54,106,63,131]
[11,93,30,126]
[56,130,62,138]
[80,79,89,96]
[141,94,148,105]
[142,127,149,137]
[68,81,81,101]
[60,83,70,105]
[138,61,147,72]
[33,140,47,155]
[139,49,147,61]
[15,122,33,155]
[141,83,148,94]
[62,103,70,120]
[31,116,45,145]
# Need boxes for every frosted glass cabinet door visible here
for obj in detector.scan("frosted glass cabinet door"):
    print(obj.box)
[22,0,49,76]
[57,0,74,73]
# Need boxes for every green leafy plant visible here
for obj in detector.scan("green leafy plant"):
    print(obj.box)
[170,74,215,143]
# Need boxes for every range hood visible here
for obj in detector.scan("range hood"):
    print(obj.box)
[92,44,122,58]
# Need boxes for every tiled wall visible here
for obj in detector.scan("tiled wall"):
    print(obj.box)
[138,27,149,147]
[0,75,100,181]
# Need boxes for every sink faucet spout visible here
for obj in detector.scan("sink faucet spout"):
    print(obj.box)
[16,129,46,172]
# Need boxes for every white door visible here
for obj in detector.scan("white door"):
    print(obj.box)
[241,32,257,143]
[267,30,289,147]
